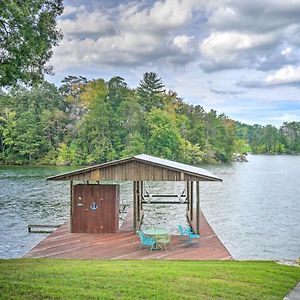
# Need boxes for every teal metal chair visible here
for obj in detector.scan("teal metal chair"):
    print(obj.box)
[137,230,156,250]
[178,225,189,238]
[186,227,200,245]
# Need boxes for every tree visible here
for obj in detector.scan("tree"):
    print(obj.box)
[107,76,128,108]
[111,89,144,154]
[76,79,111,164]
[4,110,44,163]
[280,122,300,152]
[262,125,280,153]
[137,72,165,111]
[0,0,63,87]
[146,108,184,160]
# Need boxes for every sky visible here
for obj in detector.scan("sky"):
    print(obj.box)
[47,0,300,127]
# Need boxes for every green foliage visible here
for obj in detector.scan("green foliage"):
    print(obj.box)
[121,132,145,157]
[137,72,165,112]
[235,121,300,155]
[1,73,299,166]
[56,143,76,165]
[0,259,299,299]
[234,139,250,154]
[0,0,63,87]
[146,108,184,160]
[0,82,67,164]
[280,121,300,153]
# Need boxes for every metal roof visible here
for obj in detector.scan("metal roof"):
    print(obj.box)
[46,154,222,182]
[134,154,221,181]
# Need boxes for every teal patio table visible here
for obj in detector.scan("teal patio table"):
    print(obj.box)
[143,228,169,250]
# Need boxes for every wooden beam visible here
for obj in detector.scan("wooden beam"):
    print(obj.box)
[190,181,194,221]
[70,181,73,232]
[186,181,190,211]
[137,181,141,222]
[140,181,144,211]
[136,181,139,222]
[133,181,137,231]
[196,181,200,234]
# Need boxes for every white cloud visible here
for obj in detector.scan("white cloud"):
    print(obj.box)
[199,31,278,71]
[52,0,300,74]
[62,5,85,17]
[51,1,204,71]
[199,1,300,72]
[173,35,195,53]
[51,32,162,69]
[119,0,201,33]
[208,1,300,33]
[263,65,300,86]
[58,11,115,38]
[281,47,292,57]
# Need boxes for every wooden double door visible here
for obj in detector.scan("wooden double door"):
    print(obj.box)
[72,184,119,233]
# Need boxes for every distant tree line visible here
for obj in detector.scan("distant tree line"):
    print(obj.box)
[0,73,299,165]
[235,122,300,154]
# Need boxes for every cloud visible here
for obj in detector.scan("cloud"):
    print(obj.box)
[52,0,300,74]
[263,65,300,86]
[199,31,279,71]
[208,1,300,33]
[198,1,300,72]
[119,0,201,33]
[51,1,204,71]
[210,88,244,95]
[62,5,85,17]
[173,35,195,53]
[237,65,300,88]
[58,10,115,39]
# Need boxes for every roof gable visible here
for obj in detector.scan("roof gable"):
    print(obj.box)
[47,154,222,182]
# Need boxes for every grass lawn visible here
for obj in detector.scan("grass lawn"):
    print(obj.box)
[0,259,299,299]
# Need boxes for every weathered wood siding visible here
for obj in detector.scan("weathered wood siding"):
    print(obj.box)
[51,161,217,181]
[72,184,119,233]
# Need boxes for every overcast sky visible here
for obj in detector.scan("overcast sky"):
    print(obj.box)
[47,0,300,126]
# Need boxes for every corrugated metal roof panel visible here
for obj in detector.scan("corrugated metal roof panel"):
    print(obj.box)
[134,154,221,181]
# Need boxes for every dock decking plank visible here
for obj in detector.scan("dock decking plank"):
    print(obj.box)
[24,209,232,260]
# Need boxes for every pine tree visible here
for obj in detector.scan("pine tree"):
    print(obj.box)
[137,72,165,112]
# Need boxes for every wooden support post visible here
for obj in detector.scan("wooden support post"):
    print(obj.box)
[196,181,200,234]
[137,181,141,223]
[70,181,73,232]
[186,181,190,211]
[190,181,194,221]
[140,181,143,211]
[133,181,137,231]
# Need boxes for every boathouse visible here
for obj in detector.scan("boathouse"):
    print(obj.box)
[47,154,222,235]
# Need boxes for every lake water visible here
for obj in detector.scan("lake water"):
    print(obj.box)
[0,155,299,259]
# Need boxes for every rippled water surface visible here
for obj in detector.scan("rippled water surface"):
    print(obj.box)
[0,155,299,259]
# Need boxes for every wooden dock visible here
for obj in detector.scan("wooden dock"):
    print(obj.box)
[24,209,232,260]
